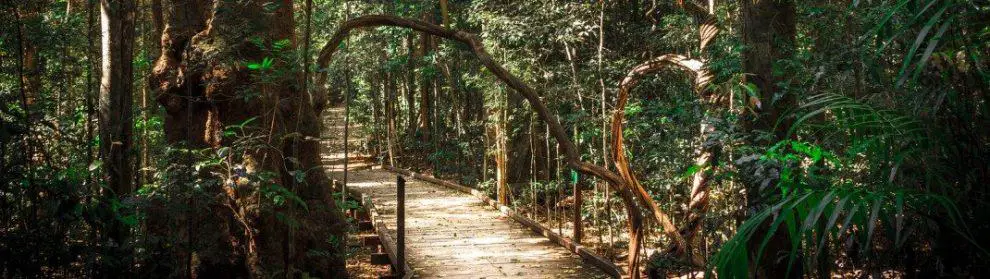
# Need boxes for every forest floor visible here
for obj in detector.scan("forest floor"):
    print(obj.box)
[343,228,392,279]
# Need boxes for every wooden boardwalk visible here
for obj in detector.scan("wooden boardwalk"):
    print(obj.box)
[322,107,609,278]
[341,169,608,278]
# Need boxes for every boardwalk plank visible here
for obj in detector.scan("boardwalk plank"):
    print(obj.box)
[335,169,609,279]
[324,107,609,279]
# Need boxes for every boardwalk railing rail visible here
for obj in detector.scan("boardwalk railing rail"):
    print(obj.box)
[382,165,624,278]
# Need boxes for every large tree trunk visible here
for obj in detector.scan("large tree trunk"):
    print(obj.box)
[741,0,797,140]
[98,0,136,274]
[151,0,348,277]
[740,0,799,277]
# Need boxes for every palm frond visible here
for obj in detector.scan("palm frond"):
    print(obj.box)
[712,140,984,278]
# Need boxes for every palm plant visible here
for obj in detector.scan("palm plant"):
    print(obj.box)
[712,92,985,277]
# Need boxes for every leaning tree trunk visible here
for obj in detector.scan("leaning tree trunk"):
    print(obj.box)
[151,0,347,277]
[313,14,647,277]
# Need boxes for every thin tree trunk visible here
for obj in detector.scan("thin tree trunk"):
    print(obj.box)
[85,0,97,186]
[83,1,98,273]
[14,4,37,229]
[495,89,508,206]
[405,32,418,137]
[417,8,433,141]
[563,42,585,112]
[343,1,351,208]
[384,52,398,166]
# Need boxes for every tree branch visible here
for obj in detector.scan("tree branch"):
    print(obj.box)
[314,15,655,276]
[315,15,630,192]
[610,55,704,259]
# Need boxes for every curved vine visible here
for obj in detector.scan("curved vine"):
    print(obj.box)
[313,15,655,277]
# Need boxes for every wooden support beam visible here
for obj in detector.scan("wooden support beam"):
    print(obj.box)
[573,175,583,243]
[396,175,406,278]
[362,235,382,247]
[359,220,374,231]
[370,253,391,265]
[339,173,414,279]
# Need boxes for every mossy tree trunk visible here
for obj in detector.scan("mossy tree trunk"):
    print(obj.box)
[151,0,347,277]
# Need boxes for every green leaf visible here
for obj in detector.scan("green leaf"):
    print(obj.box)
[680,165,702,179]
[907,17,955,85]
[273,39,290,50]
[262,57,274,69]
[896,2,950,86]
[118,215,138,226]
[88,160,103,171]
[294,170,306,183]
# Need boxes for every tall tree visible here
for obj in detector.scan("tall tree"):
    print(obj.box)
[417,6,434,140]
[314,15,646,278]
[405,31,418,137]
[98,0,136,274]
[740,0,799,277]
[151,0,347,276]
[741,0,797,140]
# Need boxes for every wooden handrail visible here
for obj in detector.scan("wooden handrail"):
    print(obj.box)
[381,165,623,278]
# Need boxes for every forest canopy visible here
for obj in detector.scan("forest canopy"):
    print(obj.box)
[1,0,988,278]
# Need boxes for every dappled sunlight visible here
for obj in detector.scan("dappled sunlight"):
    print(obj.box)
[9,0,983,277]
[339,168,605,278]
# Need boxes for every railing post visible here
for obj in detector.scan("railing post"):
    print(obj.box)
[396,175,406,277]
[573,171,582,243]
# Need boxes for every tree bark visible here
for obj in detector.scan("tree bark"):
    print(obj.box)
[417,8,434,141]
[384,51,399,166]
[405,32,418,137]
[741,0,797,140]
[740,0,799,277]
[495,98,508,205]
[98,0,136,274]
[610,54,705,263]
[151,0,348,277]
[85,0,98,185]
[18,2,44,109]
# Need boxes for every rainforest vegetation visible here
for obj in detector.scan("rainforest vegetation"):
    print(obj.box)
[1,0,988,278]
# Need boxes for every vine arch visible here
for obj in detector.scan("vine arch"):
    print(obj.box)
[311,15,690,277]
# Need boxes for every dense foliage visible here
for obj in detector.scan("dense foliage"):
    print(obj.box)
[1,0,987,277]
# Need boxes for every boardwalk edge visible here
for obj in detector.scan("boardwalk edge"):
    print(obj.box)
[339,180,415,279]
[381,165,624,279]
